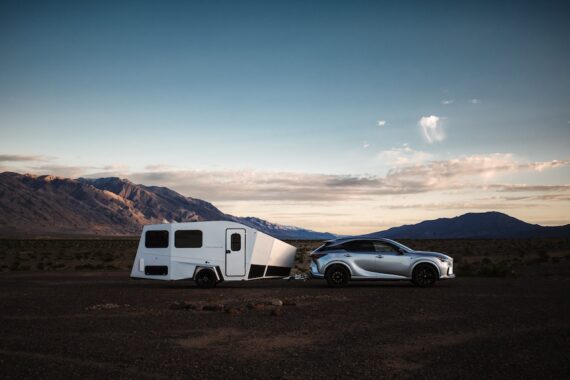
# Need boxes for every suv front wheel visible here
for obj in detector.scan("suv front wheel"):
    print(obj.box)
[412,264,438,288]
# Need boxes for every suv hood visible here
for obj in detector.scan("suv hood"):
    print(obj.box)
[411,250,452,260]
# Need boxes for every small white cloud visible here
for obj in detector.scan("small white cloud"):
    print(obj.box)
[419,115,445,144]
[377,120,387,127]
[441,100,454,105]
[363,142,370,149]
[468,98,480,104]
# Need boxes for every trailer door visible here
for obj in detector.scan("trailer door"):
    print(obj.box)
[225,229,246,276]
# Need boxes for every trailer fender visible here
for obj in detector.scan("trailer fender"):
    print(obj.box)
[193,266,224,282]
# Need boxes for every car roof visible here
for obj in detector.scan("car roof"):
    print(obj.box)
[323,237,396,245]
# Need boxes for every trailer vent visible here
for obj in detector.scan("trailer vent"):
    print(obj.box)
[145,265,168,276]
[265,266,291,277]
[248,264,266,279]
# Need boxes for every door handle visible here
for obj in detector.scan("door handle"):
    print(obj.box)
[226,250,231,254]
[376,255,383,258]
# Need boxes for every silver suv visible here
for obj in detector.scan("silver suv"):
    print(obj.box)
[309,238,455,287]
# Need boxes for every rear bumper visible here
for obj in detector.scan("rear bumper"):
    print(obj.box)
[309,262,324,279]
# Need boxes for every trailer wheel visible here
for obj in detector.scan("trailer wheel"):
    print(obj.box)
[195,269,217,289]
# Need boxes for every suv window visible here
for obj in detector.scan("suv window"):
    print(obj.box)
[373,242,398,253]
[175,230,202,248]
[145,230,169,248]
[344,240,375,252]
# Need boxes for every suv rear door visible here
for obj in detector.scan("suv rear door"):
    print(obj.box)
[343,240,380,274]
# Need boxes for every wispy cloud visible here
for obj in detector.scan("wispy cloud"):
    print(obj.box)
[363,142,370,149]
[30,164,99,178]
[490,184,570,192]
[441,100,454,105]
[0,154,48,162]
[377,120,387,127]
[383,201,539,210]
[419,115,445,143]
[378,144,432,166]
[127,154,570,202]
[468,98,480,104]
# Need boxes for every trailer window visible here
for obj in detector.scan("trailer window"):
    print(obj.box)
[175,230,203,248]
[231,233,241,251]
[145,230,169,248]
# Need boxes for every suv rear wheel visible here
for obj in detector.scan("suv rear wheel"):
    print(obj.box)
[325,265,350,287]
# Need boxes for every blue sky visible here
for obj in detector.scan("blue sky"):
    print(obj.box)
[1,0,569,233]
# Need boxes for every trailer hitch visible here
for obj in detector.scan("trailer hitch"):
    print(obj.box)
[282,273,310,281]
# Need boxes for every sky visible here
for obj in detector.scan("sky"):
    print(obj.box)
[1,0,569,234]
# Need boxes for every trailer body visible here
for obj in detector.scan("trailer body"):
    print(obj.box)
[130,221,296,282]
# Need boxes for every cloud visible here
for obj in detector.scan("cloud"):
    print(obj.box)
[419,115,445,143]
[490,184,570,192]
[102,163,130,171]
[0,154,48,162]
[30,164,99,178]
[4,151,569,205]
[441,100,454,105]
[383,201,539,210]
[363,142,370,149]
[377,120,387,127]
[378,144,432,166]
[127,154,570,202]
[468,98,480,104]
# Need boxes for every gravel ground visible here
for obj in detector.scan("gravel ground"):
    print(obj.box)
[1,272,569,379]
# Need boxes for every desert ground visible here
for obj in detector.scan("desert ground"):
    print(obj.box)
[1,272,569,379]
[1,239,570,379]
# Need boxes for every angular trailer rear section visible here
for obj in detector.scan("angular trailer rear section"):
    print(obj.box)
[130,221,296,287]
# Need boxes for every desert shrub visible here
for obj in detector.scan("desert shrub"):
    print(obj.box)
[455,263,475,276]
[295,250,306,264]
[478,262,510,277]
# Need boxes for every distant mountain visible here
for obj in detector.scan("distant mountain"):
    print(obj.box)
[361,212,570,239]
[0,172,336,240]
[237,216,336,240]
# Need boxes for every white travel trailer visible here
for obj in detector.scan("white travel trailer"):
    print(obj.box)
[130,221,297,288]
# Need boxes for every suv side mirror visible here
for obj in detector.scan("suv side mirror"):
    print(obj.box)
[398,248,406,255]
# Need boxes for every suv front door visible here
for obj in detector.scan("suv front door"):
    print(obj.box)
[373,241,410,276]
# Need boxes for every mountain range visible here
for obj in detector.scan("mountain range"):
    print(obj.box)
[0,172,335,240]
[1,171,569,240]
[362,211,570,239]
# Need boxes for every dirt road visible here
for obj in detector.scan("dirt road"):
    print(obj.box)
[1,272,568,379]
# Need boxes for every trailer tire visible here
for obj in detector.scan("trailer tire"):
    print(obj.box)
[195,269,217,288]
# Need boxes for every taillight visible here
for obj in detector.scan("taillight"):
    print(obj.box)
[311,253,328,261]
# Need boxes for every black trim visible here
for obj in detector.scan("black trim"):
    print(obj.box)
[265,266,291,277]
[215,266,224,281]
[248,264,266,279]
[145,265,168,276]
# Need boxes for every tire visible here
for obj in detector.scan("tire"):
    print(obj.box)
[325,265,350,287]
[195,269,217,288]
[412,264,438,288]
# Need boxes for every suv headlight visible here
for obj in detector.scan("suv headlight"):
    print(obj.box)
[437,257,452,264]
